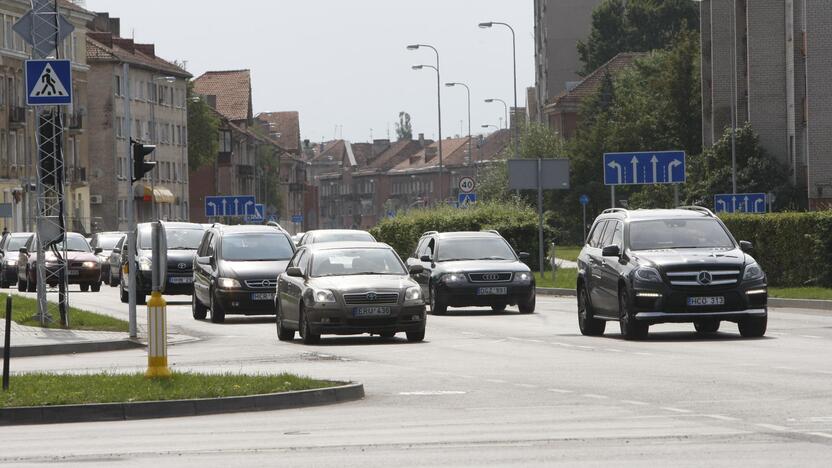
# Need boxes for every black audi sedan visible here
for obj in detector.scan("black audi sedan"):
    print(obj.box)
[405,231,535,315]
[193,224,295,323]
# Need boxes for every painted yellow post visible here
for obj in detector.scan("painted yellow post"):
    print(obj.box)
[145,290,171,378]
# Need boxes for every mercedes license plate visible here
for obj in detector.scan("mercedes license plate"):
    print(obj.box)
[251,292,273,301]
[168,276,193,284]
[353,306,391,317]
[477,287,507,296]
[687,296,725,306]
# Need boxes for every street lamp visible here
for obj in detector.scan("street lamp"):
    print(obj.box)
[479,21,518,158]
[484,98,509,129]
[481,124,500,131]
[445,82,472,167]
[407,43,444,203]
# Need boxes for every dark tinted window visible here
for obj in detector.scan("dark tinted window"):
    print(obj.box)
[629,219,735,250]
[588,221,608,248]
[221,233,294,261]
[312,231,374,244]
[600,221,618,247]
[437,237,516,261]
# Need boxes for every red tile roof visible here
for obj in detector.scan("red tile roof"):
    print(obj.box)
[256,112,300,153]
[193,70,252,122]
[545,52,644,112]
[390,137,470,173]
[86,35,190,78]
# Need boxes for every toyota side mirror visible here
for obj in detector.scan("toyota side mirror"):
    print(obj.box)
[420,255,432,263]
[286,266,303,277]
[409,264,425,275]
[518,252,530,260]
[602,245,620,257]
[94,247,103,255]
[196,256,211,266]
[739,240,753,253]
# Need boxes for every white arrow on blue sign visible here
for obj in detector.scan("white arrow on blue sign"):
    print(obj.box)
[205,195,256,217]
[714,193,767,214]
[603,151,685,186]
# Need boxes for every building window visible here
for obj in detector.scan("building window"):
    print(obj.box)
[115,75,122,96]
[4,17,13,50]
[219,130,232,152]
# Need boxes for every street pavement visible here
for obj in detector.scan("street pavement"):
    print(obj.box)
[2,285,832,466]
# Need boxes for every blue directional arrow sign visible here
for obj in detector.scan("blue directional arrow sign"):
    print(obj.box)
[291,214,304,224]
[603,151,686,186]
[25,60,72,106]
[205,195,256,217]
[247,203,265,222]
[714,193,767,214]
[458,193,477,207]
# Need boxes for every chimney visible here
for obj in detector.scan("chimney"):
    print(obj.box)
[425,146,437,162]
[418,133,425,147]
[372,139,390,158]
[135,43,155,57]
[206,95,217,109]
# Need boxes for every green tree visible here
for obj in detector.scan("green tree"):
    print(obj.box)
[396,111,412,140]
[187,82,219,170]
[577,0,699,75]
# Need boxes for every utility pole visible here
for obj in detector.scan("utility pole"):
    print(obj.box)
[124,62,137,338]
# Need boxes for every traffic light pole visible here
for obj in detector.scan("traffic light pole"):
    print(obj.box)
[125,62,137,339]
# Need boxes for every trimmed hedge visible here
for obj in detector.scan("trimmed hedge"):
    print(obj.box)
[720,212,832,287]
[370,202,556,271]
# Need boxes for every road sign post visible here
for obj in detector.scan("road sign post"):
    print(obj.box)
[579,195,589,241]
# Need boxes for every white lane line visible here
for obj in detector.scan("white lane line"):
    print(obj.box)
[486,379,507,384]
[398,391,466,396]
[704,414,740,422]
[816,370,832,375]
[458,375,475,380]
[604,348,623,353]
[798,335,821,339]
[807,432,832,439]
[526,339,544,343]
[661,407,693,414]
[582,393,609,400]
[633,352,653,356]
[809,416,832,422]
[515,383,538,389]
[575,345,594,350]
[756,423,789,431]
[621,400,649,406]
[550,342,574,347]
[548,388,573,394]
[774,366,796,371]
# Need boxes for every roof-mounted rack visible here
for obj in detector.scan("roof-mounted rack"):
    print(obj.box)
[482,229,500,235]
[676,206,715,217]
[422,231,439,237]
[601,208,628,216]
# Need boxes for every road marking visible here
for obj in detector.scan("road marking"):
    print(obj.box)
[526,339,544,343]
[515,383,538,389]
[398,391,466,396]
[774,366,796,371]
[486,379,507,384]
[458,375,475,380]
[799,335,822,339]
[807,432,832,439]
[633,352,653,356]
[575,345,594,350]
[582,394,609,400]
[809,416,832,422]
[621,400,649,406]
[755,423,788,431]
[548,388,573,394]
[550,342,574,347]
[661,407,693,414]
[604,348,623,353]
[816,370,832,375]
[704,414,740,422]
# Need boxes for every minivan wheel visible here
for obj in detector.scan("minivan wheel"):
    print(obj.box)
[578,286,606,336]
[210,290,225,323]
[299,305,320,345]
[192,293,207,320]
[430,285,447,315]
[80,283,90,292]
[738,315,767,338]
[619,288,648,340]
[694,320,720,335]
[276,303,295,341]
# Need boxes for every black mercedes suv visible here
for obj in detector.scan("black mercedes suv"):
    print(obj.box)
[576,207,767,340]
[405,231,535,315]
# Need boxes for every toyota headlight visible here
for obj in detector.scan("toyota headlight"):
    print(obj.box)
[138,257,152,271]
[82,261,97,269]
[743,262,764,281]
[442,273,464,283]
[313,289,336,304]
[218,277,241,289]
[404,286,423,303]
[633,267,662,283]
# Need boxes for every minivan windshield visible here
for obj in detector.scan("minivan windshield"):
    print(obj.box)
[139,227,204,250]
[221,233,294,261]
[311,248,406,277]
[629,219,735,250]
[437,237,516,262]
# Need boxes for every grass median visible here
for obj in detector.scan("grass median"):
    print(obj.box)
[550,245,581,263]
[0,292,128,332]
[0,372,338,408]
[768,287,832,301]
[534,269,577,289]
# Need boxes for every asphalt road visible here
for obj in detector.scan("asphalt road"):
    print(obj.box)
[2,286,832,466]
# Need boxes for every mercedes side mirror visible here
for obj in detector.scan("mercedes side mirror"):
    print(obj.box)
[739,240,753,253]
[286,266,303,277]
[518,252,530,260]
[602,245,621,257]
[409,264,425,275]
[420,255,432,263]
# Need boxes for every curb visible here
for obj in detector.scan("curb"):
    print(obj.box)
[0,339,144,358]
[0,382,364,426]
[537,288,577,297]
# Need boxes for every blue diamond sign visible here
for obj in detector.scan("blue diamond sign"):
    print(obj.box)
[26,60,72,106]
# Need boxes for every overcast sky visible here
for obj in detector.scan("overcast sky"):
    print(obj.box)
[84,0,534,143]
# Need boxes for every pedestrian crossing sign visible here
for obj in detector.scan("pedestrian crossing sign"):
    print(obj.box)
[26,59,72,106]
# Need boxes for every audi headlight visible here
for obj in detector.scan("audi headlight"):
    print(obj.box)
[404,286,423,303]
[515,272,531,282]
[218,277,241,289]
[633,267,662,283]
[45,261,60,268]
[743,262,764,281]
[313,289,336,304]
[82,261,97,269]
[138,257,152,271]
[442,273,464,283]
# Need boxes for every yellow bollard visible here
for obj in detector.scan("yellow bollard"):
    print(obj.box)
[145,290,171,378]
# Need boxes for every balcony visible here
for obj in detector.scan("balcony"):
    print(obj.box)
[68,167,87,186]
[67,113,83,133]
[237,164,254,177]
[9,106,26,128]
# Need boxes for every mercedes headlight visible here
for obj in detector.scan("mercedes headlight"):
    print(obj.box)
[404,286,423,303]
[218,277,241,289]
[313,289,336,304]
[138,257,152,271]
[633,267,662,283]
[82,261,97,269]
[442,273,464,283]
[743,262,764,281]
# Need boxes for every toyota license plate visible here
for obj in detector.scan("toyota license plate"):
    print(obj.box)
[477,287,507,296]
[251,293,273,301]
[353,307,391,317]
[67,270,79,276]
[687,296,725,306]
[169,276,193,284]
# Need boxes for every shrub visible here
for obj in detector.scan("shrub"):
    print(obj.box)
[370,201,559,271]
[720,212,832,287]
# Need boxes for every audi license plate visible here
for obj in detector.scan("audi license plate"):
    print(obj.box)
[251,292,273,301]
[353,306,391,317]
[168,276,193,284]
[477,287,507,296]
[687,296,725,306]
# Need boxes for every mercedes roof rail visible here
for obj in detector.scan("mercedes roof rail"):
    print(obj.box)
[676,206,715,217]
[421,231,439,237]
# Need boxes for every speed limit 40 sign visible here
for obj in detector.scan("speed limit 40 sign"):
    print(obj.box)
[458,176,475,193]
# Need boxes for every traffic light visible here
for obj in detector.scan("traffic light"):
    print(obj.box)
[131,139,157,183]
